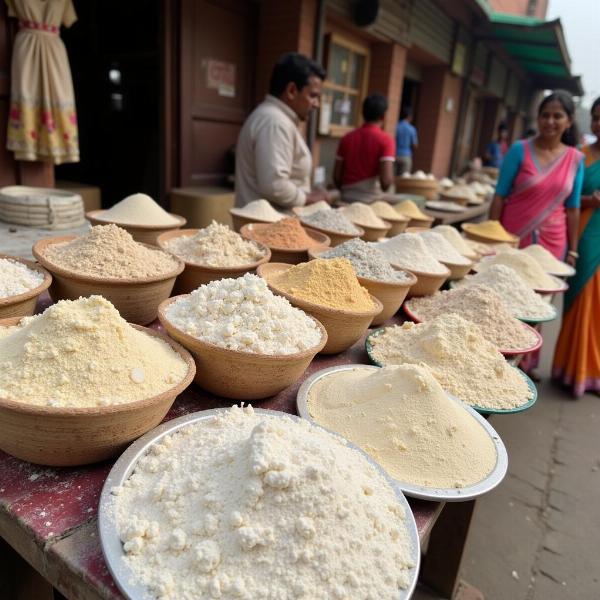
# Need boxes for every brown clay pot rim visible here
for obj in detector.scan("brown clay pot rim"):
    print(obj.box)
[345,218,392,232]
[240,223,331,252]
[158,295,328,360]
[257,263,384,317]
[0,320,196,415]
[0,254,52,306]
[32,236,185,284]
[86,210,187,231]
[156,229,272,271]
[297,218,365,239]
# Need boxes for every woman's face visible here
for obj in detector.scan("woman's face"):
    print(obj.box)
[591,105,600,140]
[537,99,572,141]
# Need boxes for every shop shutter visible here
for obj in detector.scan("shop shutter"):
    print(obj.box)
[409,0,454,64]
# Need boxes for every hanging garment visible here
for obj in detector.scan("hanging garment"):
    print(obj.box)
[6,0,79,164]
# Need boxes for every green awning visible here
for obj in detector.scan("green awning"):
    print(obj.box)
[487,13,584,96]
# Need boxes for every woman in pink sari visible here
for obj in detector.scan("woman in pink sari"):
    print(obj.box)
[490,91,584,262]
[490,91,584,378]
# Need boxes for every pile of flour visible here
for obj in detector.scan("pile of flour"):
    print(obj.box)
[95,193,181,226]
[373,233,448,274]
[418,231,472,266]
[369,314,533,410]
[112,405,415,599]
[0,258,44,298]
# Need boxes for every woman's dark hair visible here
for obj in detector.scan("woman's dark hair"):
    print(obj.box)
[591,97,600,114]
[538,90,579,146]
[362,94,388,122]
[269,53,326,97]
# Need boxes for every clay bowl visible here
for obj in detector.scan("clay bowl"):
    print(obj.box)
[439,259,474,281]
[0,255,52,319]
[392,264,450,298]
[86,210,187,246]
[353,220,392,242]
[257,263,383,354]
[394,177,440,200]
[0,318,195,466]
[461,224,519,248]
[298,219,364,247]
[406,216,434,228]
[229,210,282,233]
[383,215,409,237]
[32,236,184,325]
[240,223,330,264]
[438,192,470,206]
[307,248,417,326]
[158,296,327,399]
[156,229,271,294]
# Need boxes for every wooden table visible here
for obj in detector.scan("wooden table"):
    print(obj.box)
[424,200,491,226]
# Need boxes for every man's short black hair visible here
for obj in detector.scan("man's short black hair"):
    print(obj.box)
[362,94,388,122]
[400,106,413,120]
[269,53,326,97]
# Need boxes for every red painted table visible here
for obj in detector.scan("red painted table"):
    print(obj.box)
[0,302,448,600]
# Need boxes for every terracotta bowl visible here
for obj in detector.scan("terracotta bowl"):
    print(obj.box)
[298,219,364,247]
[353,221,392,242]
[394,178,440,200]
[0,318,195,466]
[384,216,409,237]
[461,224,519,248]
[393,264,450,298]
[229,210,281,233]
[439,259,474,281]
[158,296,327,399]
[86,210,187,246]
[0,255,52,319]
[307,249,417,326]
[406,216,434,228]
[156,229,271,294]
[32,236,185,325]
[240,223,330,264]
[257,263,383,354]
[438,192,470,206]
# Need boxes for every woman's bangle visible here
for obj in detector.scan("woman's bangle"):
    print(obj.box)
[568,250,579,258]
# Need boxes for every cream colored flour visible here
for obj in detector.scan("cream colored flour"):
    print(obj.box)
[111,405,415,599]
[0,258,44,298]
[43,224,180,279]
[95,193,181,226]
[0,296,189,407]
[406,284,538,350]
[163,221,266,267]
[432,225,478,259]
[522,244,573,276]
[418,231,472,266]
[308,364,497,488]
[341,202,387,228]
[369,314,533,409]
[232,199,286,222]
[477,248,558,289]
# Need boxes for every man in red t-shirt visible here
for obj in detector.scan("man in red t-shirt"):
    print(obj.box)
[333,94,396,203]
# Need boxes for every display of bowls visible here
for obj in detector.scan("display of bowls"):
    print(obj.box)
[0,254,52,319]
[461,223,519,248]
[32,236,184,325]
[158,296,327,399]
[99,408,421,600]
[86,210,187,246]
[156,228,271,294]
[0,317,195,466]
[307,248,416,326]
[257,263,382,354]
[240,223,330,264]
[296,364,509,501]
[298,219,364,247]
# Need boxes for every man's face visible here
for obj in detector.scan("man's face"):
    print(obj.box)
[285,75,322,121]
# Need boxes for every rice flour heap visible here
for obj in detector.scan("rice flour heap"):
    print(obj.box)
[95,193,181,226]
[369,314,533,409]
[432,225,478,259]
[301,209,360,234]
[373,233,447,274]
[418,231,472,265]
[232,199,285,222]
[341,202,388,228]
[478,248,558,289]
[112,405,415,599]
[0,258,44,298]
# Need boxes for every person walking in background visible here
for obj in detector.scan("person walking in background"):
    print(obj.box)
[395,106,418,175]
[553,98,600,397]
[333,94,395,203]
[483,122,509,168]
[235,52,329,208]
[489,91,584,378]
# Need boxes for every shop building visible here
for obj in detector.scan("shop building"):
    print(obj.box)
[0,0,582,208]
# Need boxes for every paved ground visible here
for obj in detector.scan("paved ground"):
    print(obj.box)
[416,293,600,600]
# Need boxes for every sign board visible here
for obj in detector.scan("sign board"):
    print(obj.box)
[204,59,236,98]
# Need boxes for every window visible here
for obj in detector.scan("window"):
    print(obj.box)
[320,34,370,137]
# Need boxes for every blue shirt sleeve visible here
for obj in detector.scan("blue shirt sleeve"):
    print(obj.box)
[495,142,524,197]
[565,157,584,208]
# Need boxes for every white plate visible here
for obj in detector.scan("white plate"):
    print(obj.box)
[296,365,508,502]
[425,200,466,212]
[99,408,421,600]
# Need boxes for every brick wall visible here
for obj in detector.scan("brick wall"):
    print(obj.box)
[413,66,463,178]
[368,43,407,136]
[488,0,548,18]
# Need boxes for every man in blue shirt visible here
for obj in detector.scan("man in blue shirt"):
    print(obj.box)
[395,107,418,175]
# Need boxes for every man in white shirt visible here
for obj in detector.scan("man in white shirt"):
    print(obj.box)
[235,53,330,208]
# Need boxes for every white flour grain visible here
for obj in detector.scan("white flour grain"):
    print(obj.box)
[0,258,44,298]
[373,233,448,274]
[418,231,472,265]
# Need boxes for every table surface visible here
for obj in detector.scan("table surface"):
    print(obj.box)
[0,299,443,600]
